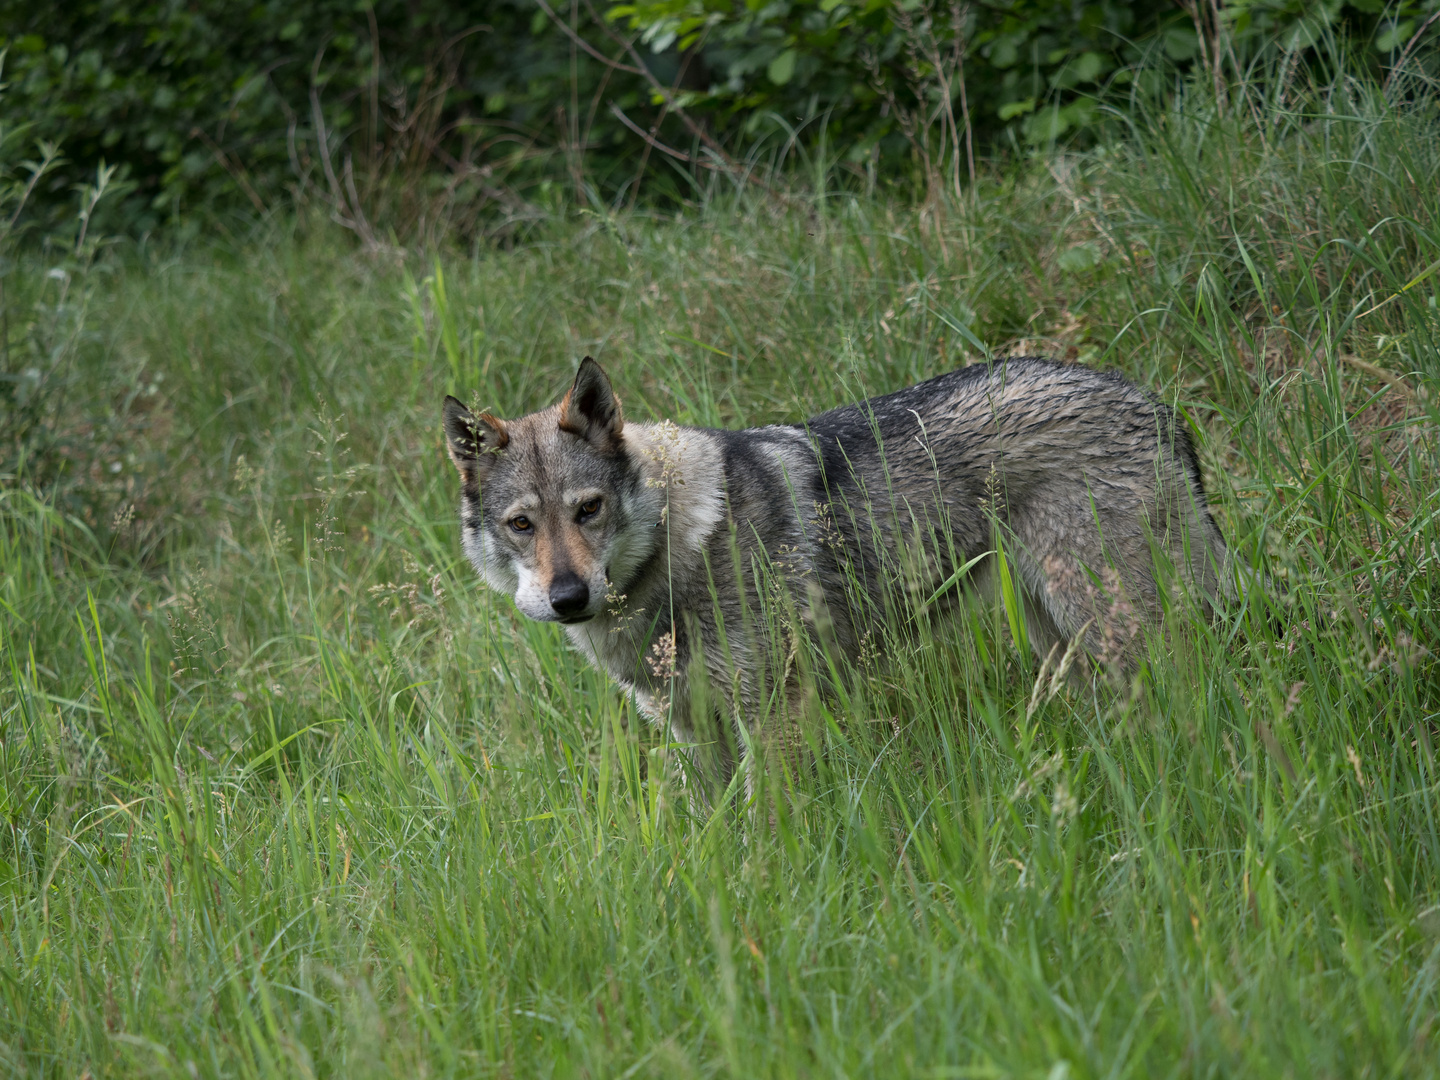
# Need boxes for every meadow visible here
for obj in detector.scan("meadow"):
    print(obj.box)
[3,65,1440,1078]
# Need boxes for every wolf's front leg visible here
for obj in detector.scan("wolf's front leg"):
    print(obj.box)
[640,670,748,812]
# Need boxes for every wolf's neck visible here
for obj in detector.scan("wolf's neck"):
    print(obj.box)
[622,421,726,555]
[566,598,670,694]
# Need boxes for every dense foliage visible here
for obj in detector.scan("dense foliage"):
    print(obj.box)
[2,0,1438,233]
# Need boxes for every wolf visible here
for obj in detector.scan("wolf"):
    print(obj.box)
[443,356,1230,785]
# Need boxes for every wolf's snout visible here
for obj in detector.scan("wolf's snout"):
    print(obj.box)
[549,573,590,620]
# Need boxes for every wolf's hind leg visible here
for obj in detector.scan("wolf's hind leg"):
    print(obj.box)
[967,552,1069,665]
[1014,534,1155,674]
[1016,559,1069,664]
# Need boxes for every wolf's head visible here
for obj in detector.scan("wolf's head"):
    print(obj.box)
[443,358,663,624]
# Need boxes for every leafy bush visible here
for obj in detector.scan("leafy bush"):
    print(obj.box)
[0,0,618,234]
[609,0,1440,174]
[0,1,1437,231]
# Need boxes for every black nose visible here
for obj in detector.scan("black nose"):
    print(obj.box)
[549,573,590,619]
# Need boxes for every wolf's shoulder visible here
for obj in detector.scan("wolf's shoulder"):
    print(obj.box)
[703,424,813,486]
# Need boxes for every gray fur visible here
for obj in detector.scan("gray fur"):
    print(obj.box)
[444,356,1231,785]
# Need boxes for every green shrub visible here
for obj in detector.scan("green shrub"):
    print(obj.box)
[2,1,1438,231]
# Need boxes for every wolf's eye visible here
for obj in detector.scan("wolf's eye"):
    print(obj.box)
[509,515,532,533]
[577,498,602,522]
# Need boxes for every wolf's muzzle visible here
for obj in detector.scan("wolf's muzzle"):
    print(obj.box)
[549,573,591,621]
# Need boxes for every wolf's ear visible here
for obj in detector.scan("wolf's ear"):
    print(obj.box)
[558,357,623,450]
[443,396,507,481]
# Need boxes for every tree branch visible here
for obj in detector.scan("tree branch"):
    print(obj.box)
[1384,9,1440,95]
[531,0,646,75]
[576,0,744,173]
[609,103,713,165]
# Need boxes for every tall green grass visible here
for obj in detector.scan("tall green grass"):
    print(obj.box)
[2,59,1439,1078]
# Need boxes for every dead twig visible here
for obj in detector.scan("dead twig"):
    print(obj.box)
[609,103,713,166]
[576,0,749,177]
[531,0,646,75]
[309,43,379,249]
[536,0,786,197]
[1340,354,1422,403]
[627,36,705,207]
[189,127,268,214]
[1384,9,1440,95]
